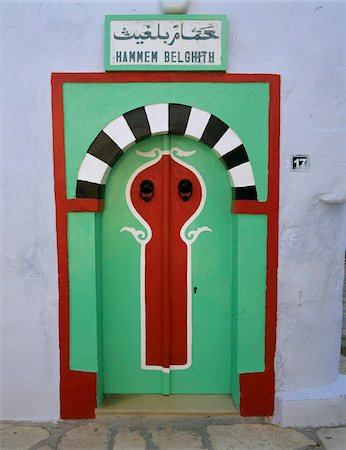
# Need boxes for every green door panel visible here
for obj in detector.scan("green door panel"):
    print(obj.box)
[169,135,233,394]
[102,136,162,393]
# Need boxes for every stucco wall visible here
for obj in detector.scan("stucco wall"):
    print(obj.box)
[0,0,345,421]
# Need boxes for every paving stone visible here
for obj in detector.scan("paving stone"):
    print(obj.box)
[57,423,108,450]
[207,424,318,450]
[0,425,49,450]
[150,427,204,450]
[317,427,346,450]
[113,428,146,450]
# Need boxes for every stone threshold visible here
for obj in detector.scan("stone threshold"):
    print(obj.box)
[96,394,237,416]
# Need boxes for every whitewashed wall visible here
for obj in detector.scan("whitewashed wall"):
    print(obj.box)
[0,0,345,423]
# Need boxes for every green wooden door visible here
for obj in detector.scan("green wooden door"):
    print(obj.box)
[102,135,233,394]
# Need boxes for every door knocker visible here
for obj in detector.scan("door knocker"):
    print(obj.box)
[140,179,154,202]
[178,179,193,202]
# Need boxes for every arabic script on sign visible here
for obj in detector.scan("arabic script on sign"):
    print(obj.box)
[109,20,223,66]
[114,23,219,45]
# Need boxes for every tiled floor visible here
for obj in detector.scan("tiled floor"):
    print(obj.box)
[2,417,346,450]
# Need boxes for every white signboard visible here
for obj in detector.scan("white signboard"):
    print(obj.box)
[105,15,227,71]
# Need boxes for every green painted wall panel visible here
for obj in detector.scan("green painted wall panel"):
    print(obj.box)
[68,212,98,372]
[63,82,269,201]
[237,214,267,374]
[95,214,104,406]
[231,215,240,407]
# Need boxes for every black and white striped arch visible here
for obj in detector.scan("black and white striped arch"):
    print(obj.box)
[76,103,257,200]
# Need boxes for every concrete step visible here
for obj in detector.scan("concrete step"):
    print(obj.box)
[96,394,237,416]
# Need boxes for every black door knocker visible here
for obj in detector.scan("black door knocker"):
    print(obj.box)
[140,179,154,202]
[178,179,193,202]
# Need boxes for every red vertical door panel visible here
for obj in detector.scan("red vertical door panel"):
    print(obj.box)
[130,154,202,369]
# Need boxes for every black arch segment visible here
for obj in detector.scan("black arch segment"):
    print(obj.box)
[201,115,229,148]
[76,180,105,199]
[123,107,151,142]
[221,144,249,170]
[87,131,123,167]
[234,185,258,200]
[169,103,191,135]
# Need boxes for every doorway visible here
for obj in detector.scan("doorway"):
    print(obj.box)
[52,72,279,418]
[102,135,233,395]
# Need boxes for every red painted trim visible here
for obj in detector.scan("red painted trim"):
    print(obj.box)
[232,200,269,215]
[51,72,280,84]
[161,155,171,368]
[66,199,104,213]
[239,75,280,416]
[52,71,280,418]
[52,76,97,419]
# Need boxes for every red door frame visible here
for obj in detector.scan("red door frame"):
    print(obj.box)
[51,72,280,419]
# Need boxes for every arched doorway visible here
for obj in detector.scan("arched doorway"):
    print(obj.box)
[52,73,279,418]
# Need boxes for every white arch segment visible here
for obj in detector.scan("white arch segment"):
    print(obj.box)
[145,103,169,135]
[184,107,211,140]
[229,161,256,187]
[213,127,243,156]
[103,115,136,150]
[77,153,111,185]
